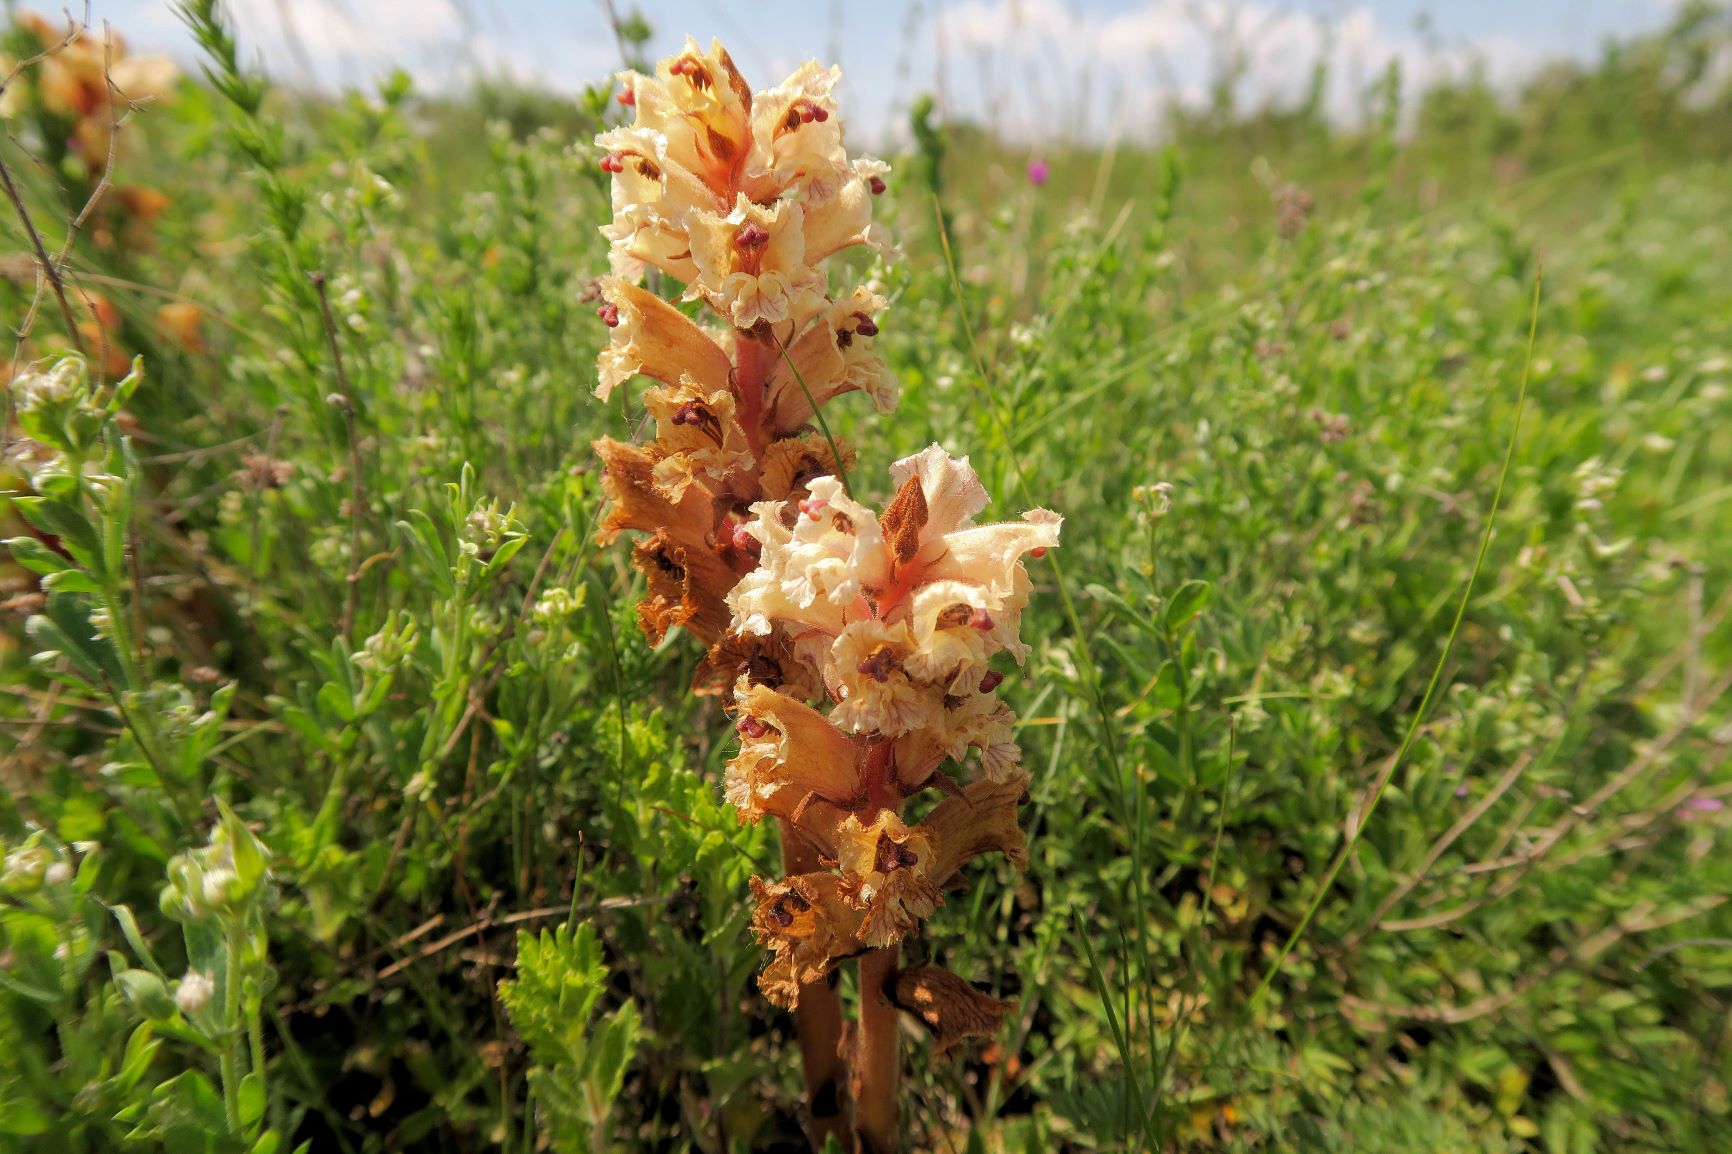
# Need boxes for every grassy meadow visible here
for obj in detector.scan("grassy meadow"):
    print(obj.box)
[3,3,1732,1151]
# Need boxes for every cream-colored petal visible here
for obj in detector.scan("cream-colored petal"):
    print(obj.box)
[595,279,732,401]
[926,509,1062,600]
[801,158,888,262]
[826,619,936,737]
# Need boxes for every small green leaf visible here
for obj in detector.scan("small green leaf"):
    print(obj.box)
[315,680,357,723]
[117,1022,161,1093]
[1163,579,1213,630]
[12,496,105,578]
[115,968,177,1020]
[2,535,69,575]
[41,568,103,595]
[239,1071,266,1132]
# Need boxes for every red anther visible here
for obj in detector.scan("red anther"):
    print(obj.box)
[799,496,828,521]
[670,57,710,87]
[734,222,771,251]
[968,608,995,631]
[1031,546,1048,559]
[853,313,879,337]
[812,106,829,122]
[868,175,887,195]
[979,670,1005,693]
[599,153,625,173]
[730,522,759,552]
[737,716,768,739]
[617,87,635,106]
[596,303,621,327]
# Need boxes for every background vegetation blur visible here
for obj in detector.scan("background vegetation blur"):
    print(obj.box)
[2,2,1730,1151]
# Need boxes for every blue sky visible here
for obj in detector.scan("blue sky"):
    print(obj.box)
[77,1,1688,142]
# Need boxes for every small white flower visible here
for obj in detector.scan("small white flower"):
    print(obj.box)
[43,862,72,886]
[201,868,237,907]
[176,970,214,1014]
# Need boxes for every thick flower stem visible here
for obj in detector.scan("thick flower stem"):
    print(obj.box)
[852,945,902,1154]
[734,329,773,457]
[780,818,850,1151]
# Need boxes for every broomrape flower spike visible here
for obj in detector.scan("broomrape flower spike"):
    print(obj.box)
[587,39,1060,1154]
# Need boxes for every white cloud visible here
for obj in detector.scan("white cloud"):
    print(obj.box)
[116,0,609,98]
[930,0,1546,142]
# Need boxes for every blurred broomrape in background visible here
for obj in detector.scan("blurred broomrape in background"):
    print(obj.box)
[589,36,1059,1153]
[1,11,192,371]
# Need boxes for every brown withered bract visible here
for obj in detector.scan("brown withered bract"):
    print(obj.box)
[889,966,1018,1058]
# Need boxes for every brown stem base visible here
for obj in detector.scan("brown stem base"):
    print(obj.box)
[852,946,901,1154]
[780,818,850,1151]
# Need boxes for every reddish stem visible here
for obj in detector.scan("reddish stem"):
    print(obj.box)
[733,327,772,457]
[859,738,901,813]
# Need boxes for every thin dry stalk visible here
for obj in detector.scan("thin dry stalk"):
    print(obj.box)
[0,152,84,354]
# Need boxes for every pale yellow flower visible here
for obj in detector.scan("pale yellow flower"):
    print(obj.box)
[643,378,754,501]
[828,619,926,736]
[726,682,861,822]
[626,37,753,199]
[761,288,896,436]
[598,40,890,334]
[728,448,1060,757]
[742,61,848,202]
[686,195,828,329]
[595,124,710,282]
[833,811,942,947]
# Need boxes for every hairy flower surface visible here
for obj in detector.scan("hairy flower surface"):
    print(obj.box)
[734,767,1032,986]
[726,683,861,822]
